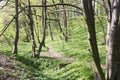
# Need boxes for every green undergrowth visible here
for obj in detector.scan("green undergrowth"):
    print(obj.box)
[46,20,106,79]
[0,18,106,80]
[45,62,93,80]
[0,41,94,80]
[0,50,60,79]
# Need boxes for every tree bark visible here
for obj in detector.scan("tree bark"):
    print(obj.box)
[107,0,120,79]
[37,0,47,54]
[60,0,68,42]
[34,9,41,44]
[47,14,54,40]
[12,0,19,54]
[82,0,105,80]
[28,0,36,57]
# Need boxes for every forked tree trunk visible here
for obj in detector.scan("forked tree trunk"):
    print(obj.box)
[82,0,105,80]
[12,0,19,54]
[37,0,47,54]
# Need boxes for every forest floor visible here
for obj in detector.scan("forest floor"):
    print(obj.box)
[40,47,75,62]
[0,47,75,80]
[0,54,20,80]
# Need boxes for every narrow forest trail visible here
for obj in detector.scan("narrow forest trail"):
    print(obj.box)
[40,47,75,62]
[40,47,107,69]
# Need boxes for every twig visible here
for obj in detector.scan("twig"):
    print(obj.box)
[0,0,9,9]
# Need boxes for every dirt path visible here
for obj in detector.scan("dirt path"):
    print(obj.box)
[40,47,75,62]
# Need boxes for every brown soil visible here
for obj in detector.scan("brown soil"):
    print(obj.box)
[0,54,20,80]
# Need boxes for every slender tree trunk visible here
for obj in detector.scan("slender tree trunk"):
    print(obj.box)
[60,0,68,42]
[106,0,112,53]
[12,0,19,54]
[34,9,41,44]
[28,0,36,57]
[101,0,112,79]
[48,14,54,40]
[52,0,66,40]
[19,1,31,42]
[48,24,54,41]
[82,0,105,80]
[37,0,47,54]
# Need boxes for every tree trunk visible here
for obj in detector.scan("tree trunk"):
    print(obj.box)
[37,0,47,54]
[82,0,105,80]
[34,9,41,44]
[60,0,68,42]
[12,0,19,54]
[19,1,31,42]
[28,0,36,57]
[106,0,120,79]
[48,14,54,40]
[52,0,66,41]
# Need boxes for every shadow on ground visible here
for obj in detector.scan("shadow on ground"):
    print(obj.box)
[0,52,60,80]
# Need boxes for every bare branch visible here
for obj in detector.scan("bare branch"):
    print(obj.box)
[30,3,82,11]
[0,0,9,9]
[0,3,82,36]
[0,6,26,37]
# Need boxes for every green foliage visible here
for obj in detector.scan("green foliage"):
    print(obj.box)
[13,55,60,79]
[46,62,93,80]
[46,16,106,80]
[0,0,107,79]
[0,40,94,80]
[0,15,106,80]
[0,48,60,80]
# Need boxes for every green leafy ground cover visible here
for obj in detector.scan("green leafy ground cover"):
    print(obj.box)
[0,41,93,80]
[0,17,106,80]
